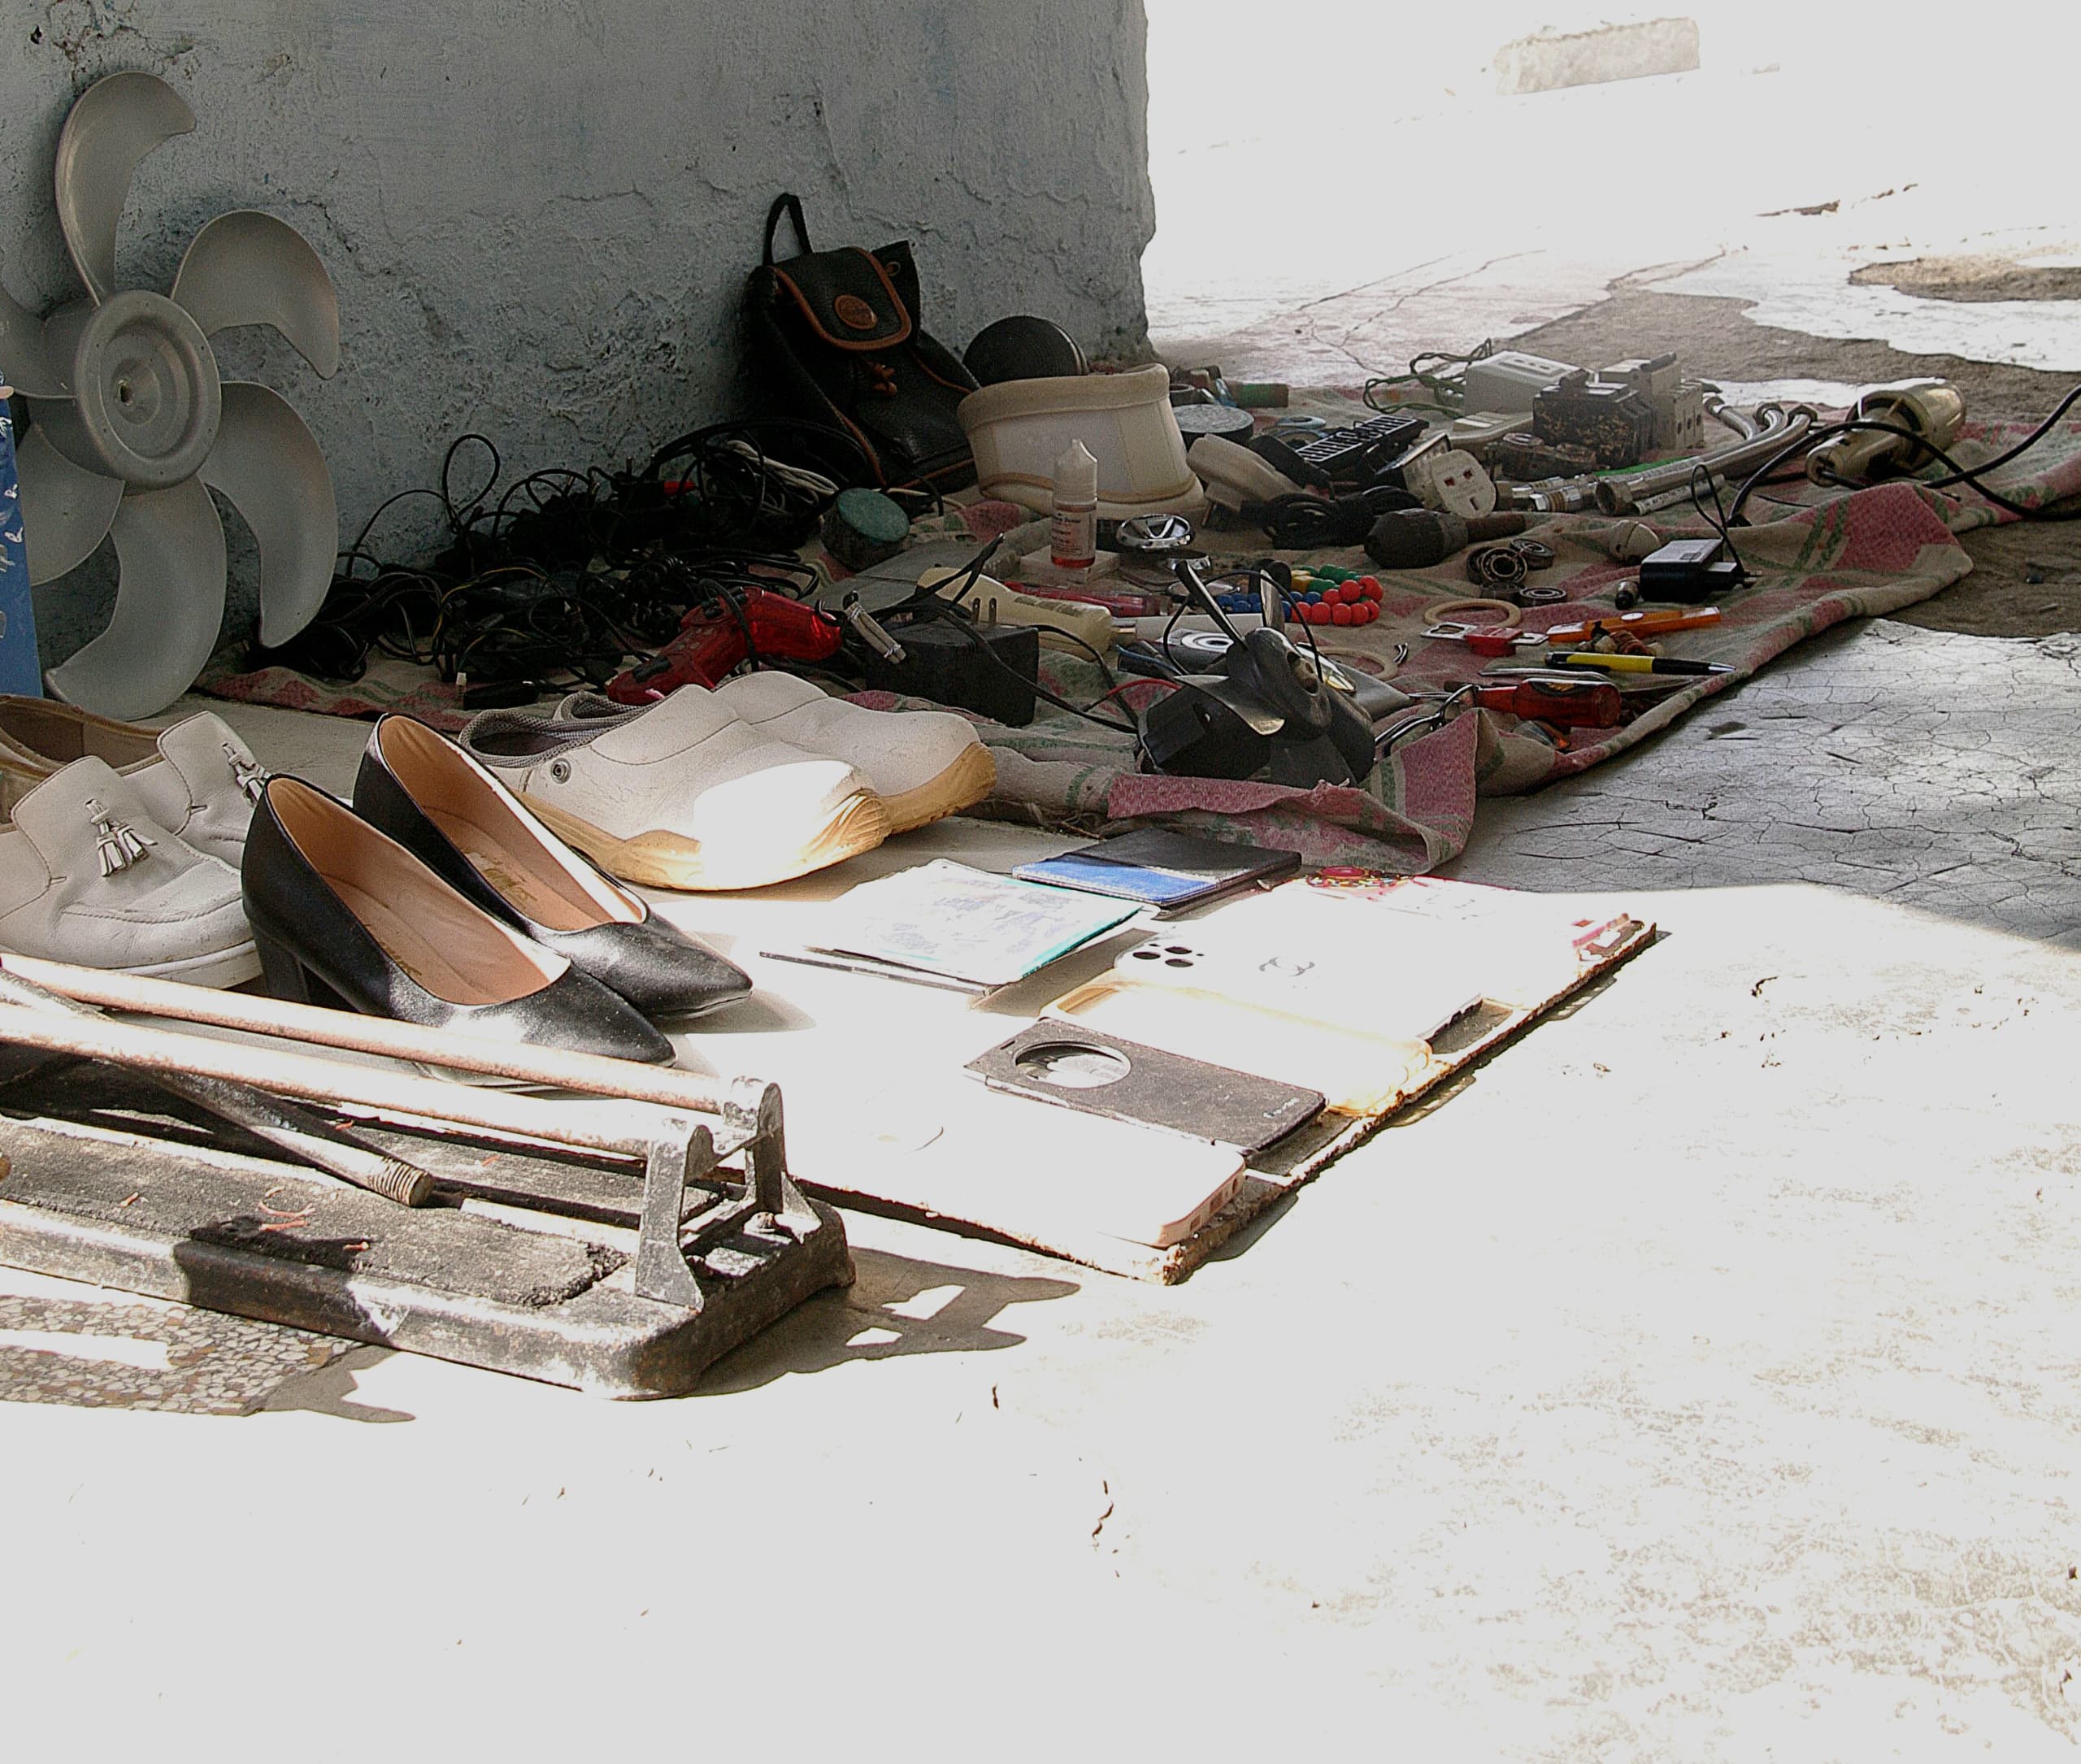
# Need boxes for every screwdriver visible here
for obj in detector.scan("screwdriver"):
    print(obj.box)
[1380,675,1623,758]
[1463,676,1624,727]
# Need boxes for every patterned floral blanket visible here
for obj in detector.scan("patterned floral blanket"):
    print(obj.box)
[862,407,2081,872]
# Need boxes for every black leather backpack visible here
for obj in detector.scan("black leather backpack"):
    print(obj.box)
[744,194,979,492]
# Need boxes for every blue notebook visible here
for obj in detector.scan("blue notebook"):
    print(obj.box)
[0,401,41,697]
[1015,829,1301,911]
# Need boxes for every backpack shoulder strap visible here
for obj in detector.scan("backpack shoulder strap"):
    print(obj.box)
[762,193,812,265]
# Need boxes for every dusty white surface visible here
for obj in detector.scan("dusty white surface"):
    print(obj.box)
[8,11,2080,1753]
[1143,0,2079,379]
[5,614,2081,1756]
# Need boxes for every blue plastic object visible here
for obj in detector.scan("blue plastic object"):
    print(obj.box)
[0,403,42,697]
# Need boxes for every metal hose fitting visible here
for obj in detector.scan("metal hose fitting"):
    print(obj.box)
[1595,404,1817,515]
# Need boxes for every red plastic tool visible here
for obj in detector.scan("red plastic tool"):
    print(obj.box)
[1466,676,1623,727]
[1423,621,1542,657]
[606,589,843,704]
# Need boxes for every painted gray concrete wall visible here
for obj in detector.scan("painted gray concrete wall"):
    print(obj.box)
[4,1,1156,662]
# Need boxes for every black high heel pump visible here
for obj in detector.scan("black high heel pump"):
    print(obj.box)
[241,776,675,1066]
[352,715,751,1022]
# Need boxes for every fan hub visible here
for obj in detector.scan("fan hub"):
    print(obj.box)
[68,290,222,489]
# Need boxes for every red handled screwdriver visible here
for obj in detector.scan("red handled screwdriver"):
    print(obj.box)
[1465,676,1623,727]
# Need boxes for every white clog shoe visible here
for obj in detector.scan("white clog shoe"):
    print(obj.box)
[0,757,259,985]
[458,686,888,892]
[0,698,266,867]
[556,677,996,834]
[710,673,994,832]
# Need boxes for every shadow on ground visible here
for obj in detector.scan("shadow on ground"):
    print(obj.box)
[697,1245,1080,1394]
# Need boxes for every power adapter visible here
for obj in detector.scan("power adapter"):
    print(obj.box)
[861,616,1040,727]
[1460,350,1580,414]
[1639,537,1744,603]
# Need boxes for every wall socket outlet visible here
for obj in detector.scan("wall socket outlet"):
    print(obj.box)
[1403,445,1497,518]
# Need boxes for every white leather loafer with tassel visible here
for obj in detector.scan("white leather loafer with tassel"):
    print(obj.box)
[0,757,259,985]
[0,698,267,867]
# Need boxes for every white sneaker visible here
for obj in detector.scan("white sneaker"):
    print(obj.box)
[458,687,889,892]
[0,757,260,985]
[558,678,996,834]
[710,674,995,833]
[0,698,266,867]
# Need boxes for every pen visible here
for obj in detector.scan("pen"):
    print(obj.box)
[1544,652,1732,676]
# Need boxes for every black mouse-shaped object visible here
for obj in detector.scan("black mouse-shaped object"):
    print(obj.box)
[1139,558,1378,787]
[1140,627,1375,787]
[1222,629,1375,786]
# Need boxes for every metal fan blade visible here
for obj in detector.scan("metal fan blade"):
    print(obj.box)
[14,425,123,584]
[200,382,338,645]
[54,72,196,304]
[45,477,227,720]
[0,279,65,397]
[171,212,340,379]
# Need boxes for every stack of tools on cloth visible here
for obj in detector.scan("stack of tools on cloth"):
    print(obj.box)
[13,69,2081,1333]
[59,134,2062,909]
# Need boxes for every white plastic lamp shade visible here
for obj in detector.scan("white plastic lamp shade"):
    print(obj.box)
[958,364,1204,520]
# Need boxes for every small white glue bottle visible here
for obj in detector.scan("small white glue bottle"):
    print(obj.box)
[1049,440,1099,575]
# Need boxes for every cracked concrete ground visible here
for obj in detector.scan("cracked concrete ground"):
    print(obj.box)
[1463,622,2081,948]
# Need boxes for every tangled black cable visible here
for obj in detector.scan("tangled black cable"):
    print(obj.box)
[886,537,1140,735]
[1726,394,2081,528]
[1362,340,1498,416]
[638,419,858,554]
[1928,385,2081,489]
[1689,464,1750,580]
[1253,484,1421,549]
[1154,563,1316,676]
[252,425,857,691]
